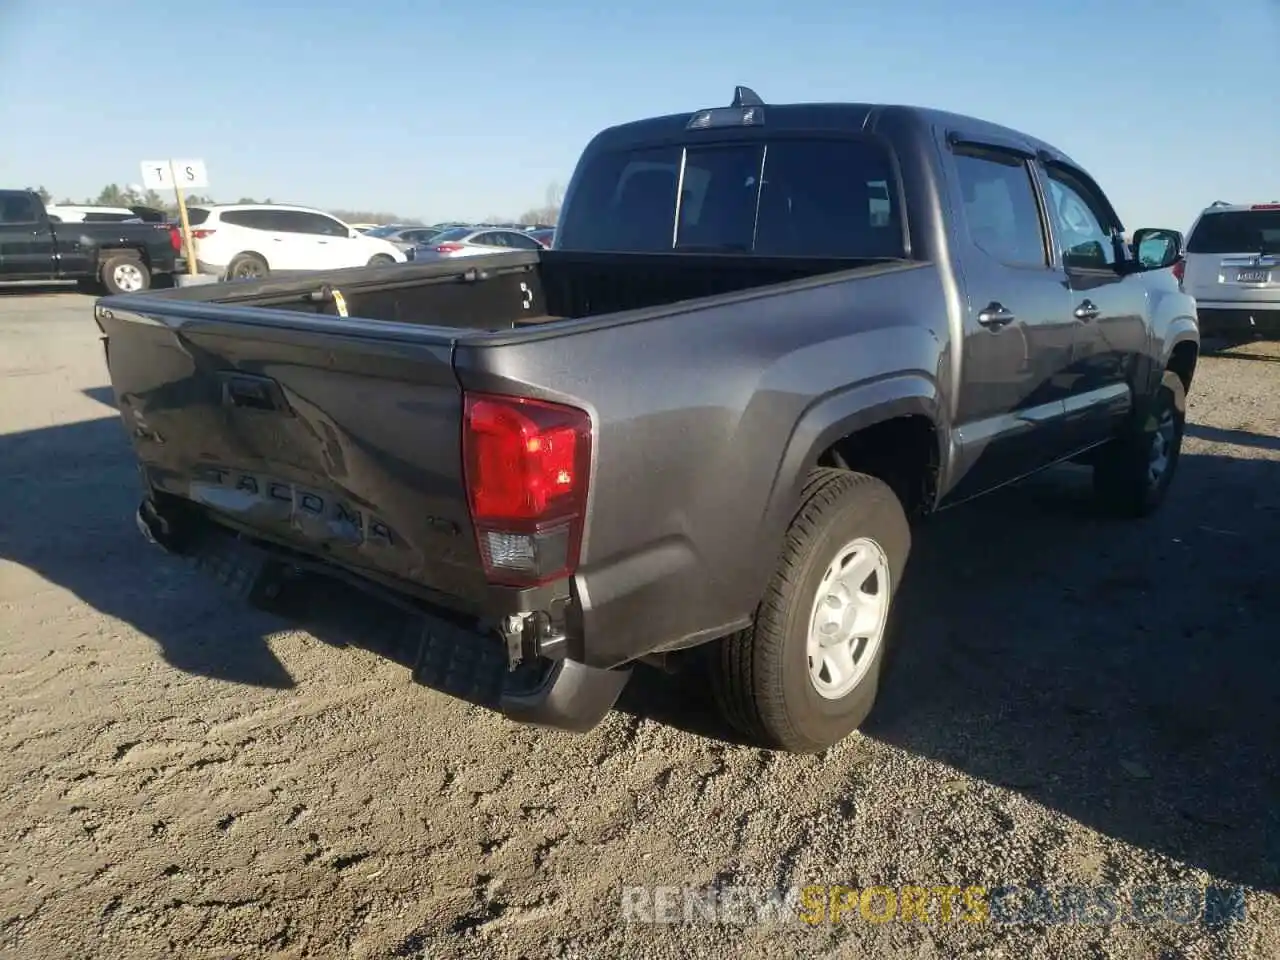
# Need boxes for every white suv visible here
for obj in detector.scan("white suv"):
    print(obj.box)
[184,204,408,279]
[1180,201,1280,339]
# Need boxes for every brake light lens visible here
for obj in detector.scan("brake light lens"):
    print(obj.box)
[167,225,182,252]
[463,393,592,587]
[1172,258,1185,284]
[1250,203,1280,210]
[435,242,466,253]
[191,228,216,240]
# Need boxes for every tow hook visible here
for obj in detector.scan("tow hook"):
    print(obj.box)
[500,611,569,671]
[136,498,172,550]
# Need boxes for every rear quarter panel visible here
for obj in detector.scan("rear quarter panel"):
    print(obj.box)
[453,264,952,668]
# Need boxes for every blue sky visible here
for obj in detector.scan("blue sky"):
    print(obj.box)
[1,0,1275,229]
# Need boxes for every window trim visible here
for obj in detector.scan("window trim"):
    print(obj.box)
[949,142,1053,270]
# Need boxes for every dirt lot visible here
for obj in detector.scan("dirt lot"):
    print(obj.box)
[1,287,1277,959]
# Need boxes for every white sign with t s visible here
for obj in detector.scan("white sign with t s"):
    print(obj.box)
[140,160,209,191]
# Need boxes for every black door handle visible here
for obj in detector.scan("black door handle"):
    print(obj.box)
[1074,299,1100,321]
[977,302,1015,328]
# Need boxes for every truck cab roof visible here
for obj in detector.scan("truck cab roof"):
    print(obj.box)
[584,90,1080,170]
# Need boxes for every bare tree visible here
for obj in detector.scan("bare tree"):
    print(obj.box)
[517,180,563,226]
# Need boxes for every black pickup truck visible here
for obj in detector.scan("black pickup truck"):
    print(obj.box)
[94,87,1199,753]
[0,189,179,293]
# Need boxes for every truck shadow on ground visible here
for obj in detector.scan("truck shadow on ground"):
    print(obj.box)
[0,283,83,298]
[626,444,1280,893]
[1,408,1276,892]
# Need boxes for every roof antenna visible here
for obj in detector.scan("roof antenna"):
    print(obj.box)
[732,85,764,108]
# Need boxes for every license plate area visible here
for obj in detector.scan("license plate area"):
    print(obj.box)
[1236,268,1272,284]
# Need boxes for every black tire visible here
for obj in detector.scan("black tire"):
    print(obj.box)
[99,254,150,295]
[709,469,911,753]
[367,254,396,267]
[1092,370,1186,518]
[226,253,269,281]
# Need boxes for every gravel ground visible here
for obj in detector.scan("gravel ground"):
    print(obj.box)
[1,287,1277,959]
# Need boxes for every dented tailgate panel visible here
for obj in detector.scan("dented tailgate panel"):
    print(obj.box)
[97,304,491,606]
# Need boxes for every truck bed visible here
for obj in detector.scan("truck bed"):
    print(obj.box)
[140,249,882,332]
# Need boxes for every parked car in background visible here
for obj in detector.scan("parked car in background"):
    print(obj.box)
[411,225,546,261]
[1,189,179,293]
[98,86,1196,754]
[182,203,408,279]
[363,224,450,253]
[349,223,380,233]
[45,204,141,224]
[1180,201,1280,338]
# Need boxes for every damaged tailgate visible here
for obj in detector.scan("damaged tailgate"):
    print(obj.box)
[94,298,491,611]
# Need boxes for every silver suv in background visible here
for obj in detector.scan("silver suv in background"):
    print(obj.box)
[1181,201,1280,339]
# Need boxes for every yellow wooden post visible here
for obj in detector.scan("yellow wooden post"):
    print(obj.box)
[169,160,198,276]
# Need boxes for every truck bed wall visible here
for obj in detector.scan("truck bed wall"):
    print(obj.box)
[187,251,869,331]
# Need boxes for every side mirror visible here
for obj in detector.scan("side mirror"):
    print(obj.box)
[1132,227,1183,270]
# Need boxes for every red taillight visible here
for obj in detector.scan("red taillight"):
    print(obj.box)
[168,225,182,252]
[191,228,215,240]
[463,393,592,587]
[1250,203,1280,210]
[434,242,465,253]
[1172,258,1185,283]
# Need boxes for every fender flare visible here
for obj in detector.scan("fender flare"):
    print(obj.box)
[1160,317,1200,367]
[748,372,945,602]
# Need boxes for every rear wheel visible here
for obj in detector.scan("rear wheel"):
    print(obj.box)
[100,254,150,295]
[226,253,268,281]
[1093,370,1186,517]
[367,253,395,267]
[709,469,911,753]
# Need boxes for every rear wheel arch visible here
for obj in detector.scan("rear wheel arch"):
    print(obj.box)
[749,377,945,606]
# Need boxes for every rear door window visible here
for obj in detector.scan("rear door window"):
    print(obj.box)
[556,137,904,258]
[951,149,1048,267]
[1187,210,1280,254]
[222,210,279,231]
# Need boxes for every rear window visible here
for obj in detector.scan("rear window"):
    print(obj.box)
[431,227,474,243]
[1187,209,1280,254]
[556,138,904,258]
[186,207,210,226]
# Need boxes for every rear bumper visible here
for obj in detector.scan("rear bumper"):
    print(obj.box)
[1195,306,1280,339]
[136,497,630,733]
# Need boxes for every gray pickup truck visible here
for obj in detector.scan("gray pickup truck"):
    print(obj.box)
[94,86,1199,753]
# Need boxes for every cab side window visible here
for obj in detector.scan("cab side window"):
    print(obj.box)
[0,193,41,224]
[951,148,1048,267]
[1043,165,1121,270]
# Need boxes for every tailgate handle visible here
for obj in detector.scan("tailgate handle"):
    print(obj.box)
[218,372,287,412]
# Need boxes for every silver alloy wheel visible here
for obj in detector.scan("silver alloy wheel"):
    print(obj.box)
[806,536,891,700]
[113,262,145,292]
[1148,407,1177,485]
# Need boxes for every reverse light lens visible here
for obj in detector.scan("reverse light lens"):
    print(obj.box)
[463,393,592,586]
